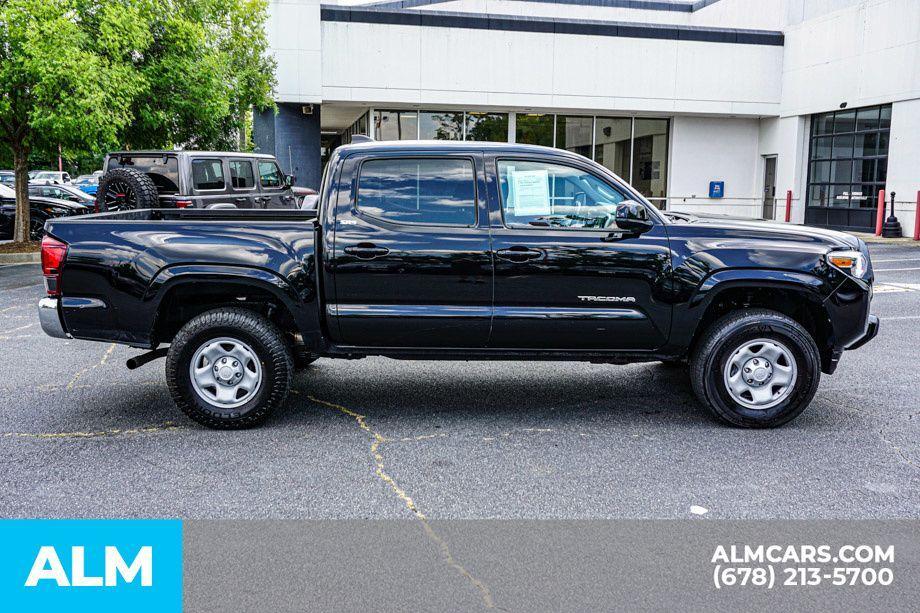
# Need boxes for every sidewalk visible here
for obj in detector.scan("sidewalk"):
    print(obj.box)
[851,232,920,245]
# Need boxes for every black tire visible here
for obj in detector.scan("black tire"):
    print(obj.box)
[690,309,820,428]
[96,167,158,212]
[166,308,293,429]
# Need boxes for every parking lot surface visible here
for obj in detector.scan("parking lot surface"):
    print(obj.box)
[1,244,918,520]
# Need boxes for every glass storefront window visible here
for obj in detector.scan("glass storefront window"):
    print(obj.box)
[593,117,631,182]
[515,114,553,147]
[339,110,671,201]
[555,116,593,159]
[465,112,508,142]
[419,111,463,140]
[374,110,418,141]
[806,104,891,215]
[631,118,669,200]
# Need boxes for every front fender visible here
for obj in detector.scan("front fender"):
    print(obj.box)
[667,268,838,355]
[689,269,831,309]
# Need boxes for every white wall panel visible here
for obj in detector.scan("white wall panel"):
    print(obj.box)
[781,0,920,116]
[668,116,764,216]
[885,98,920,238]
[320,21,782,116]
[267,0,322,103]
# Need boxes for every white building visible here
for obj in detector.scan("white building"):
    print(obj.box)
[255,0,920,235]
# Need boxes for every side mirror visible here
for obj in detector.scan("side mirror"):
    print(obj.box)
[615,200,653,233]
[300,194,319,210]
[284,174,296,188]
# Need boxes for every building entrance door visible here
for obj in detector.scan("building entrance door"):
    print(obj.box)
[762,156,777,220]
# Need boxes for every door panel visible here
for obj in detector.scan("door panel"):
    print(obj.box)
[257,159,295,208]
[331,153,492,347]
[489,227,672,350]
[227,158,258,208]
[487,156,672,351]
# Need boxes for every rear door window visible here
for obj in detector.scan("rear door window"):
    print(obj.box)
[229,160,255,189]
[356,158,476,226]
[191,159,226,191]
[258,160,283,189]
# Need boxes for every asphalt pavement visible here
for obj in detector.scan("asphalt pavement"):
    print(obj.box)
[0,245,918,520]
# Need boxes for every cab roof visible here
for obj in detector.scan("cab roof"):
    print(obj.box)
[106,150,278,159]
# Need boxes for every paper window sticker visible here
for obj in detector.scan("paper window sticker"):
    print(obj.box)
[511,169,551,216]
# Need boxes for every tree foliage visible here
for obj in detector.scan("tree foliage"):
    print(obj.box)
[0,0,276,241]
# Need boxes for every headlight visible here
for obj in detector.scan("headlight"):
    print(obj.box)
[827,250,868,278]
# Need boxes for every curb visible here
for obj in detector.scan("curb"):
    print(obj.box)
[851,233,920,246]
[0,252,40,264]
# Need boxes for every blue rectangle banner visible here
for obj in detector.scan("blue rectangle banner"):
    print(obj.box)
[0,520,182,613]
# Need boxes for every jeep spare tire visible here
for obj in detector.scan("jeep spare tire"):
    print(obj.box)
[96,167,159,211]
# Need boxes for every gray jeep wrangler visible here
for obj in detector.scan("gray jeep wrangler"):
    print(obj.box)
[97,151,299,211]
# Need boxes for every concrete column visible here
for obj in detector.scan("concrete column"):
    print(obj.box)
[253,102,322,190]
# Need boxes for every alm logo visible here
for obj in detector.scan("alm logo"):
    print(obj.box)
[25,545,153,588]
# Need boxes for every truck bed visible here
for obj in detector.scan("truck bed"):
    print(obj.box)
[44,207,322,350]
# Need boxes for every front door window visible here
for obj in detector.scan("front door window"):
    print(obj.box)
[497,160,626,229]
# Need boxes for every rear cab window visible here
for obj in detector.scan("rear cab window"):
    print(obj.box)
[356,157,477,226]
[191,158,226,191]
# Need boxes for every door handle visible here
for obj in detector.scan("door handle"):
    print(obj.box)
[496,246,542,262]
[344,243,390,259]
[234,197,248,203]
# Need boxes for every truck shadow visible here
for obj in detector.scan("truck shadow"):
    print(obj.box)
[282,359,714,428]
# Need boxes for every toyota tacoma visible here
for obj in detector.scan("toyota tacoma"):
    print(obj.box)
[38,141,878,429]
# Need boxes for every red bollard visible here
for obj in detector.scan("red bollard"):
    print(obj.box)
[784,190,792,222]
[875,189,886,236]
[914,191,920,241]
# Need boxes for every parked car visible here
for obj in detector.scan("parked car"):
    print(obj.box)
[0,193,90,241]
[38,141,878,430]
[291,186,318,208]
[72,174,101,196]
[29,183,96,207]
[96,151,299,211]
[31,171,72,185]
[0,171,14,187]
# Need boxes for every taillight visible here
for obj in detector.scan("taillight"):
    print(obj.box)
[175,199,193,208]
[41,235,68,297]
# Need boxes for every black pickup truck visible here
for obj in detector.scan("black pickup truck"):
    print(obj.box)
[38,141,878,429]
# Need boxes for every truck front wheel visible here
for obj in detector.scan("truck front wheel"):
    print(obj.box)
[690,309,820,428]
[166,308,293,429]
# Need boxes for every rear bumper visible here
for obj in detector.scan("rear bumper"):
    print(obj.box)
[38,298,69,339]
[845,314,879,351]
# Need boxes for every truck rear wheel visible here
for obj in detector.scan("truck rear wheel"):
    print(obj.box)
[96,167,158,211]
[690,309,820,428]
[166,308,293,429]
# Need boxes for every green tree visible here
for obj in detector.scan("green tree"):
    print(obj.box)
[0,0,144,241]
[120,0,275,151]
[0,0,276,243]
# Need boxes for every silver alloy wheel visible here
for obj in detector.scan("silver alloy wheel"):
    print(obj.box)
[723,338,797,410]
[189,337,262,409]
